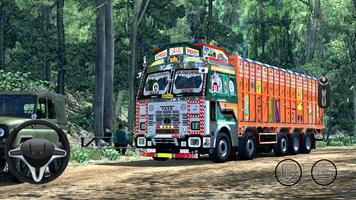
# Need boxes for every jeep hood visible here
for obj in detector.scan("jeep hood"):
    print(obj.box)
[0,116,30,128]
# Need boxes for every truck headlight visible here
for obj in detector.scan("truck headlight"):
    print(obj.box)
[188,137,201,148]
[0,128,5,138]
[137,137,146,147]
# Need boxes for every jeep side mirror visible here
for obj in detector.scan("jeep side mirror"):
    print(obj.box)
[318,76,331,108]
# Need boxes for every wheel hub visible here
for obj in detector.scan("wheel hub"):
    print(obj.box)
[219,139,228,157]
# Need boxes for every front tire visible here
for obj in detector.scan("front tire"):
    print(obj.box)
[238,132,257,160]
[274,133,288,156]
[289,133,300,155]
[300,134,312,154]
[211,132,231,163]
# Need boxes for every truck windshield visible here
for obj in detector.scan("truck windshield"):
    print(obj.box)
[143,71,170,96]
[0,95,36,118]
[173,70,203,94]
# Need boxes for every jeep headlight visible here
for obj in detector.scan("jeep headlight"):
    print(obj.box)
[0,128,5,138]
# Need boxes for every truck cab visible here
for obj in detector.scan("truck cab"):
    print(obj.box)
[135,42,238,162]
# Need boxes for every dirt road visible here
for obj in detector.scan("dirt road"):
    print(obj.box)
[0,148,355,199]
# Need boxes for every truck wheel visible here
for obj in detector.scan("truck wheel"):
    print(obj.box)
[289,133,300,155]
[238,132,257,160]
[300,134,312,154]
[152,157,169,161]
[274,133,288,156]
[211,132,231,163]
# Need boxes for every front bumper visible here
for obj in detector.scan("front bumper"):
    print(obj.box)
[139,151,199,159]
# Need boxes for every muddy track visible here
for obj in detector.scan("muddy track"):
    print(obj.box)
[1,148,355,199]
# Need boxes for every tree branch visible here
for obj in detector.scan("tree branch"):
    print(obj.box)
[137,0,150,27]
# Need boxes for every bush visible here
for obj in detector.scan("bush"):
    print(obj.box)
[316,141,327,148]
[101,148,119,161]
[71,148,90,163]
[328,140,344,146]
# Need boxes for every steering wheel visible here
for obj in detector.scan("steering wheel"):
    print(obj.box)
[5,120,70,184]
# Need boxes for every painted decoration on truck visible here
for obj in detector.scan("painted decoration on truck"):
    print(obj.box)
[186,47,200,57]
[256,80,262,94]
[275,100,280,123]
[269,98,275,122]
[203,46,228,63]
[211,74,222,93]
[169,47,183,55]
[229,79,235,95]
[155,49,167,60]
[244,95,249,121]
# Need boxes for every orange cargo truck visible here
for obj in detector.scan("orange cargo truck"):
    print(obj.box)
[135,42,326,162]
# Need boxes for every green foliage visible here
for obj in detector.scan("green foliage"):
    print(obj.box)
[316,141,327,148]
[0,70,51,91]
[71,148,90,163]
[101,148,120,161]
[70,147,120,162]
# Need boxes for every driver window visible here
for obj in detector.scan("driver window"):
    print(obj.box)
[48,99,56,119]
[38,98,47,118]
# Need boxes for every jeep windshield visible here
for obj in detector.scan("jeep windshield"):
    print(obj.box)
[143,71,171,97]
[173,70,203,95]
[0,95,36,118]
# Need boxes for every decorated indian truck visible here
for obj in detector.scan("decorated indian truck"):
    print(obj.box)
[135,42,326,163]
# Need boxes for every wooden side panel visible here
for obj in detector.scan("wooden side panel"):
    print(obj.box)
[256,64,262,122]
[285,72,291,123]
[291,73,296,123]
[303,76,309,124]
[238,60,244,122]
[280,71,285,123]
[250,62,256,122]
[296,74,303,123]
[274,68,280,123]
[244,61,250,121]
[308,78,313,124]
[312,79,317,124]
[268,67,274,123]
[262,65,268,122]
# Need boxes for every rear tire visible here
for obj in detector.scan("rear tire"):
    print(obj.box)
[300,134,312,154]
[274,133,288,156]
[152,157,169,161]
[289,133,300,155]
[238,132,257,160]
[210,132,231,163]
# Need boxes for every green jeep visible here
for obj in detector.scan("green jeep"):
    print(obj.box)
[0,91,70,184]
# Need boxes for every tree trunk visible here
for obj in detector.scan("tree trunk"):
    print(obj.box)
[94,0,106,140]
[207,0,212,41]
[42,5,51,81]
[116,90,125,121]
[128,25,138,132]
[0,3,5,70]
[104,0,114,133]
[305,0,321,63]
[57,0,65,94]
[257,0,266,59]
[128,0,150,132]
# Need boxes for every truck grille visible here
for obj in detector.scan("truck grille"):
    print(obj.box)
[155,110,180,126]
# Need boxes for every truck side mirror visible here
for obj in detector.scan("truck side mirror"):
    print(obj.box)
[318,76,331,108]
